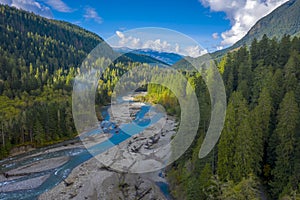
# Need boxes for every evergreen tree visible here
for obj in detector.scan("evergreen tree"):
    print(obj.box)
[233,96,254,181]
[218,92,252,182]
[278,35,291,67]
[284,51,300,93]
[250,38,259,69]
[251,88,272,177]
[237,59,252,101]
[217,101,237,181]
[271,91,300,197]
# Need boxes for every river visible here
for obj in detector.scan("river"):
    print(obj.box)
[0,100,173,200]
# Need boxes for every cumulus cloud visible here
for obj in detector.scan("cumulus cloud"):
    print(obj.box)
[217,46,224,50]
[200,0,288,46]
[43,0,72,12]
[143,39,172,52]
[116,31,141,47]
[84,7,103,24]
[0,0,53,18]
[114,31,207,58]
[212,32,219,39]
[185,45,208,58]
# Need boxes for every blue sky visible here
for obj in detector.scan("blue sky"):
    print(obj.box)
[0,0,288,53]
[51,0,229,52]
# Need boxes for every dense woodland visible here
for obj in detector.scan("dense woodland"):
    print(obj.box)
[2,4,300,200]
[163,35,300,199]
[0,5,136,158]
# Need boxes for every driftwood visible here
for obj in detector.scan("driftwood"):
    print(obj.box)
[136,188,152,200]
[3,172,36,178]
[63,179,74,187]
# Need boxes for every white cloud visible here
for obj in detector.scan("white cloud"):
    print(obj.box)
[116,31,141,47]
[143,39,172,52]
[200,0,288,46]
[212,32,219,39]
[84,7,102,24]
[44,0,71,12]
[185,45,208,58]
[114,31,207,58]
[175,43,180,53]
[116,31,124,38]
[0,0,53,18]
[217,46,224,50]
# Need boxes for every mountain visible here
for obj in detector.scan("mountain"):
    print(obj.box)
[207,0,300,61]
[233,0,300,48]
[0,4,112,73]
[132,49,183,65]
[122,52,169,66]
[114,47,183,65]
[0,4,124,158]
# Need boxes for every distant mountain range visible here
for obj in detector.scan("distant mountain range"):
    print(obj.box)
[114,47,183,65]
[122,52,169,66]
[115,0,300,68]
[2,0,300,69]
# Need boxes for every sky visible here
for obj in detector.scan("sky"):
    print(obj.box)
[0,0,289,54]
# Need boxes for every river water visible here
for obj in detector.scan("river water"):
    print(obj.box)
[0,103,173,200]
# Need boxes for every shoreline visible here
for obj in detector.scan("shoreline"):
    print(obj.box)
[0,92,177,199]
[40,93,177,199]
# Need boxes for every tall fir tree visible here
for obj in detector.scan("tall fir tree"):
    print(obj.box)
[218,92,254,182]
[271,91,300,197]
[251,87,273,178]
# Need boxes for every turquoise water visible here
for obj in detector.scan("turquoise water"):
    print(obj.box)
[0,105,167,200]
[156,182,173,200]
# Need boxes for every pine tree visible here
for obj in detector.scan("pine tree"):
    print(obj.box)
[278,35,291,67]
[250,38,259,69]
[237,59,252,101]
[251,88,272,177]
[222,54,235,99]
[187,176,202,200]
[217,92,252,182]
[217,102,237,181]
[270,69,285,110]
[233,97,254,182]
[271,91,300,197]
[199,163,213,193]
[251,64,273,105]
[284,51,300,93]
[33,118,45,145]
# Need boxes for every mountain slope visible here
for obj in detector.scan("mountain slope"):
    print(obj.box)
[0,4,111,73]
[123,52,169,65]
[233,0,300,47]
[132,49,183,65]
[208,0,300,60]
[114,47,183,65]
[0,4,123,158]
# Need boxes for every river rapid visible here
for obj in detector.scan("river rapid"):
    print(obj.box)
[0,95,174,200]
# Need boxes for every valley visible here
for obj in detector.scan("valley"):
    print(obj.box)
[0,92,176,199]
[1,0,300,199]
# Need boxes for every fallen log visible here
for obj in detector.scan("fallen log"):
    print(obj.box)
[137,188,152,200]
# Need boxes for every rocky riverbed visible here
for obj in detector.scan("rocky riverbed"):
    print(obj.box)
[39,157,167,200]
[0,93,177,200]
[40,93,177,199]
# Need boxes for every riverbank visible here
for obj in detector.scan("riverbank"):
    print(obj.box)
[39,157,167,200]
[0,92,177,199]
[39,93,177,199]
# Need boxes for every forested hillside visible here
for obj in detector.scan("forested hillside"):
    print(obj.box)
[2,3,300,200]
[234,0,300,48]
[0,5,134,158]
[165,35,300,199]
[208,0,300,61]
